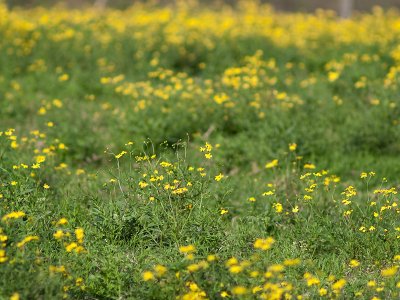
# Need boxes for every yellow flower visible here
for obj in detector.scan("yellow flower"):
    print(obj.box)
[231,286,247,295]
[65,242,78,252]
[53,230,65,240]
[115,151,127,159]
[289,143,297,151]
[142,271,154,281]
[229,265,243,274]
[215,173,224,181]
[207,254,217,262]
[248,197,256,202]
[75,228,84,243]
[58,74,69,81]
[53,99,63,108]
[304,272,320,286]
[220,291,229,298]
[10,293,20,300]
[304,163,316,169]
[2,211,26,222]
[16,235,39,248]
[254,237,275,250]
[220,209,228,215]
[381,266,398,277]
[250,271,259,277]
[273,202,283,213]
[56,218,68,226]
[139,181,148,188]
[179,244,196,254]
[349,259,360,268]
[0,249,8,263]
[154,265,167,276]
[319,288,328,296]
[367,280,376,287]
[332,279,346,291]
[328,71,340,82]
[225,257,238,267]
[187,263,200,273]
[43,183,50,189]
[265,159,278,169]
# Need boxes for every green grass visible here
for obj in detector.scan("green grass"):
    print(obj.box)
[1,3,400,299]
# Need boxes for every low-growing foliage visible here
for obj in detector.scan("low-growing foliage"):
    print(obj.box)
[1,1,400,299]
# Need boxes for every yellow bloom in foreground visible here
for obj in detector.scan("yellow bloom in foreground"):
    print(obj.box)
[220,209,228,215]
[328,71,340,82]
[16,235,39,248]
[381,266,398,277]
[0,249,8,263]
[254,237,275,250]
[214,173,224,181]
[187,263,200,273]
[304,273,320,286]
[56,218,68,226]
[53,230,66,240]
[115,151,127,159]
[220,291,229,298]
[65,242,78,252]
[289,143,297,151]
[319,288,328,296]
[349,259,360,268]
[229,265,243,274]
[265,159,278,169]
[207,254,217,262]
[179,244,196,254]
[225,257,238,267]
[304,163,316,169]
[232,286,248,295]
[10,293,20,300]
[248,197,256,202]
[139,181,148,188]
[332,279,346,292]
[43,183,50,189]
[142,271,154,281]
[2,211,26,222]
[75,228,84,243]
[154,265,167,276]
[58,74,69,81]
[273,202,283,213]
[367,280,376,287]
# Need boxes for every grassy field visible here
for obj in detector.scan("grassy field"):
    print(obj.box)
[1,1,400,299]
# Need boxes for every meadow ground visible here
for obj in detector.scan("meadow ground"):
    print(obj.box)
[1,1,400,299]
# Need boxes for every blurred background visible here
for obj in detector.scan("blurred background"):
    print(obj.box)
[5,0,400,16]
